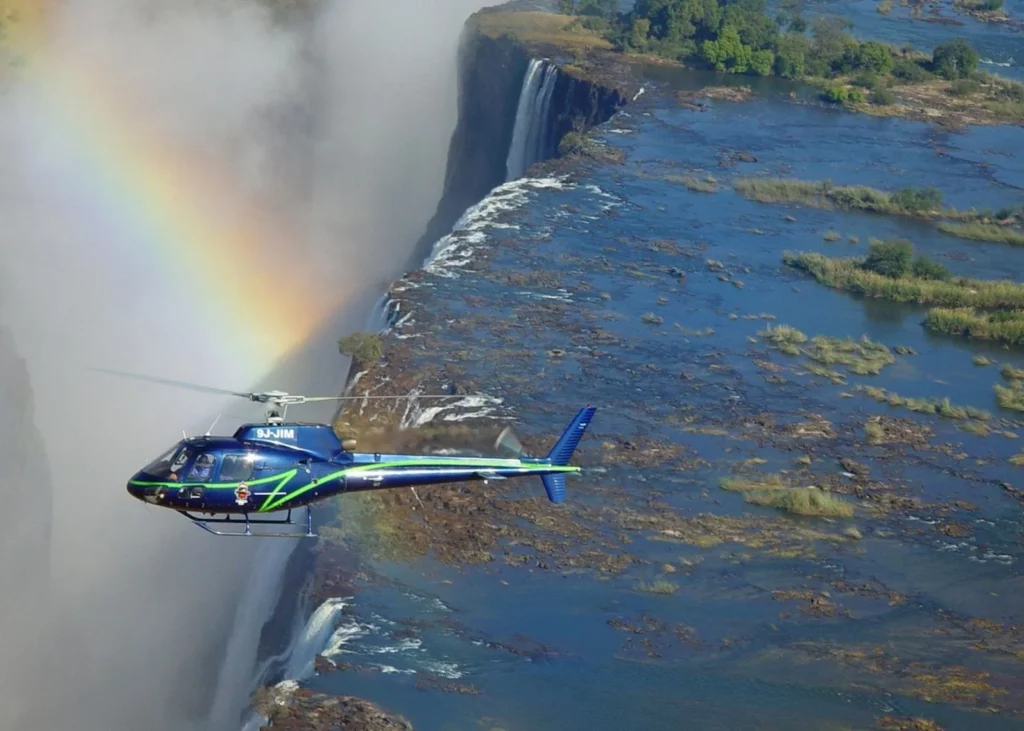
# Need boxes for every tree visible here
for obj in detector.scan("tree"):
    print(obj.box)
[862,239,913,278]
[855,41,894,74]
[931,39,979,80]
[630,17,651,49]
[702,26,754,72]
[807,16,853,75]
[773,32,809,78]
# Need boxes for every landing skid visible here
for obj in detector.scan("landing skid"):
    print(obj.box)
[179,506,317,538]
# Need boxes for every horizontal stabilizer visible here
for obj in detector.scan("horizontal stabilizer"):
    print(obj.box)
[541,473,567,504]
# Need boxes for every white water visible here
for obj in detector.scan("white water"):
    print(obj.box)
[505,58,559,181]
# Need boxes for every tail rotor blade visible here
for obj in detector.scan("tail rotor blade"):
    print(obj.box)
[494,426,524,457]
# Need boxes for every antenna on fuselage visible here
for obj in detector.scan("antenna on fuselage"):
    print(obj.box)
[205,414,222,436]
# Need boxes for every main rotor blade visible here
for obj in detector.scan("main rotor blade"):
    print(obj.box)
[91,367,255,400]
[304,394,467,402]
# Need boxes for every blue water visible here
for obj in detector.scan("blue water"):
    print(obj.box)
[290,74,1024,730]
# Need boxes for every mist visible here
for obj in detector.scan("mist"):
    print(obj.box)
[0,0,485,729]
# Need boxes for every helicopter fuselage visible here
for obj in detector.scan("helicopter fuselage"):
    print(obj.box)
[126,421,583,517]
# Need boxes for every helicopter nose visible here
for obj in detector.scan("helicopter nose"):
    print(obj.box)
[127,476,148,501]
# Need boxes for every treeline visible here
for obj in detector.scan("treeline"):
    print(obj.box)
[556,0,1017,96]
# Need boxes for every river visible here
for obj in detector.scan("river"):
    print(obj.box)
[263,6,1024,730]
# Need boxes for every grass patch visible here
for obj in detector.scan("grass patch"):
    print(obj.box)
[974,354,996,366]
[962,421,990,436]
[994,382,1024,412]
[635,580,678,595]
[720,475,854,518]
[824,230,841,241]
[925,308,1024,346]
[785,251,1024,309]
[733,178,953,218]
[1009,453,1024,466]
[865,420,886,444]
[1001,364,1024,380]
[759,326,894,375]
[858,385,990,421]
[758,324,807,355]
[471,11,613,52]
[939,222,1024,246]
[667,175,719,193]
[338,332,384,364]
[803,335,894,375]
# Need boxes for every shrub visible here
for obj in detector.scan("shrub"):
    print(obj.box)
[911,255,952,281]
[338,332,384,364]
[862,238,913,278]
[950,79,981,96]
[870,88,897,105]
[891,187,943,212]
[932,39,980,80]
[892,58,932,83]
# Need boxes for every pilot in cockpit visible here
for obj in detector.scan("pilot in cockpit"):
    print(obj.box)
[189,453,215,481]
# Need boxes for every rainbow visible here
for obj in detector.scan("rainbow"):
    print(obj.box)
[1,1,341,367]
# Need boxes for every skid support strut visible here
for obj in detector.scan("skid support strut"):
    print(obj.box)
[179,506,317,538]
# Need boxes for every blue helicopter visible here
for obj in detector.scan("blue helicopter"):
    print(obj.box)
[103,370,595,538]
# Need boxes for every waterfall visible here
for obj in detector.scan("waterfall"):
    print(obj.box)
[505,58,559,181]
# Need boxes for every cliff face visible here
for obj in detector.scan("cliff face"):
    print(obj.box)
[409,16,628,266]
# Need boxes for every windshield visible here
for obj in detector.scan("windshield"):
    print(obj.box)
[143,443,192,480]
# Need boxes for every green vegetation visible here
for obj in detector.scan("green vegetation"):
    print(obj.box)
[926,308,1024,346]
[787,243,1024,346]
[1001,364,1024,380]
[338,332,384,364]
[784,248,1024,309]
[758,323,807,354]
[759,324,894,376]
[938,222,1024,246]
[803,335,894,375]
[858,385,991,421]
[635,579,679,594]
[720,475,854,517]
[548,0,1024,122]
[732,178,967,222]
[994,382,1024,411]
[670,175,719,192]
[864,420,886,443]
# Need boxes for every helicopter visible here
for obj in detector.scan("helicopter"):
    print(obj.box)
[103,369,596,538]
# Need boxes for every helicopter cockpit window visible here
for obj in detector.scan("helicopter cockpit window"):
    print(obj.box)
[144,445,192,480]
[219,454,255,483]
[187,453,216,481]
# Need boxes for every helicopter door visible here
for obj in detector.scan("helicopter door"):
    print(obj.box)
[183,453,216,501]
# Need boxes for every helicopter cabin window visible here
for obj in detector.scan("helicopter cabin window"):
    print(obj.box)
[187,453,216,481]
[219,454,255,483]
[144,444,192,480]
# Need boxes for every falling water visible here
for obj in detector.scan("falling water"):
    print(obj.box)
[505,58,559,181]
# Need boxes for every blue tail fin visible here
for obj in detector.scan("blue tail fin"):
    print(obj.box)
[540,405,596,504]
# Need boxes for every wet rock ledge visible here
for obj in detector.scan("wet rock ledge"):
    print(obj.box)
[254,683,412,731]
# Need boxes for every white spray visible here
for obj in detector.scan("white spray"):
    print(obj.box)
[0,0,487,729]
